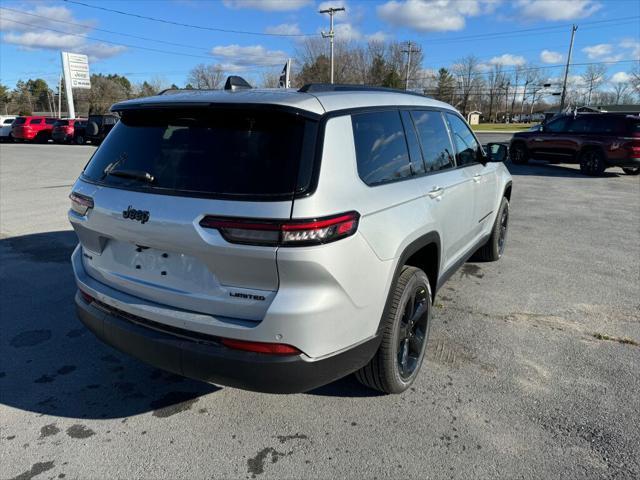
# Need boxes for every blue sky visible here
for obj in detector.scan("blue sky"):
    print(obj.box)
[0,0,639,89]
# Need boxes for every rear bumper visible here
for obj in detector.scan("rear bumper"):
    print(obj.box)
[75,292,379,393]
[52,132,71,142]
[12,130,36,140]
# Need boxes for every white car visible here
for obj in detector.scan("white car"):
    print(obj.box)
[0,116,16,141]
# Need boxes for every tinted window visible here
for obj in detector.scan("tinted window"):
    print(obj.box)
[89,116,104,125]
[352,111,412,185]
[567,116,590,133]
[45,118,57,125]
[589,115,626,134]
[400,111,426,175]
[445,113,480,166]
[545,116,571,133]
[628,118,640,133]
[3,119,14,124]
[412,110,454,172]
[104,116,117,125]
[13,118,26,125]
[82,108,316,198]
[55,120,70,126]
[31,118,42,125]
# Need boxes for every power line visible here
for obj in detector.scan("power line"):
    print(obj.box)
[1,18,287,65]
[62,0,317,37]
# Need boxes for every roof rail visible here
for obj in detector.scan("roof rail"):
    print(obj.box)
[298,83,425,97]
[224,76,252,91]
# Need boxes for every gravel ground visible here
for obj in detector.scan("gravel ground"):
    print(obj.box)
[1,142,639,480]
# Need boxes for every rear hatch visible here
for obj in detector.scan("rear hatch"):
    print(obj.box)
[70,106,318,321]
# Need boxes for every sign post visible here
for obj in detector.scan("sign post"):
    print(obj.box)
[61,52,91,118]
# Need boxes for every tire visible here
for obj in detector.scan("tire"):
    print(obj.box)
[579,149,606,176]
[622,167,640,175]
[475,197,509,262]
[510,142,529,165]
[355,266,432,394]
[36,132,48,144]
[75,135,85,145]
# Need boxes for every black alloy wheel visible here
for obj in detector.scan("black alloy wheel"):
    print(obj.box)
[397,285,430,379]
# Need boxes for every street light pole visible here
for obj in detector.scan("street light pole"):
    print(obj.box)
[320,7,345,84]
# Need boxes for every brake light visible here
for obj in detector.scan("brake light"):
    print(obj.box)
[69,192,94,216]
[78,289,94,304]
[199,211,359,246]
[221,338,301,355]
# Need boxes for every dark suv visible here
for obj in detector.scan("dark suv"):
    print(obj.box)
[510,113,640,176]
[86,114,119,145]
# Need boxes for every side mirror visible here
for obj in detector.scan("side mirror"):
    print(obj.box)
[486,143,508,163]
[86,121,99,136]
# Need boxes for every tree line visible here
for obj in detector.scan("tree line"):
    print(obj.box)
[1,39,638,121]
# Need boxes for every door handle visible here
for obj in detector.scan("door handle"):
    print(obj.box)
[427,187,444,199]
[473,174,482,183]
[533,138,545,142]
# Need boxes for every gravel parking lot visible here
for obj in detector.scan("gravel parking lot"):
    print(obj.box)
[1,142,639,479]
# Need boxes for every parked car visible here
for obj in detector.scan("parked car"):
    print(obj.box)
[69,82,512,394]
[11,116,58,143]
[52,119,84,144]
[0,115,16,142]
[510,113,640,175]
[72,120,88,145]
[85,114,119,145]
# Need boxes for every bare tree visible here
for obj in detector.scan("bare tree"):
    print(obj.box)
[630,62,640,97]
[187,64,225,89]
[612,82,630,104]
[261,71,280,88]
[582,64,607,105]
[486,64,505,122]
[452,55,481,116]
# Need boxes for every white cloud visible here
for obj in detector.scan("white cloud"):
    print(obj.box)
[515,0,601,21]
[620,39,640,59]
[4,31,85,50]
[265,23,301,35]
[540,49,563,64]
[223,0,311,11]
[366,31,389,43]
[333,22,362,41]
[610,72,631,84]
[489,53,526,66]
[582,43,623,62]
[210,44,288,70]
[377,0,494,33]
[0,5,126,61]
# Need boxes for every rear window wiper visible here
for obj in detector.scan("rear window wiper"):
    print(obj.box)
[107,169,155,183]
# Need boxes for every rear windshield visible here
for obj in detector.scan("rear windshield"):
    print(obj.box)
[82,108,317,199]
[14,118,26,125]
[55,120,70,126]
[628,117,640,133]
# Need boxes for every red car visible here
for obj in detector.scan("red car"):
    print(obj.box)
[11,116,59,143]
[52,119,84,144]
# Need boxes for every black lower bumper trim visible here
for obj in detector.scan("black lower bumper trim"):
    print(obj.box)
[75,294,380,393]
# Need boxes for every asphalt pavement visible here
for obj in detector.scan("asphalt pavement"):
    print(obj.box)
[1,142,639,479]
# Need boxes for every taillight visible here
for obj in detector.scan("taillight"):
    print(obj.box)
[69,192,94,216]
[78,289,94,304]
[199,211,359,247]
[221,338,301,355]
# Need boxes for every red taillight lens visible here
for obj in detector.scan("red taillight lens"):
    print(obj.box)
[200,211,359,247]
[221,338,301,355]
[69,192,94,216]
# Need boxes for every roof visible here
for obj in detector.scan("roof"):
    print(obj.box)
[110,88,456,116]
[577,104,640,113]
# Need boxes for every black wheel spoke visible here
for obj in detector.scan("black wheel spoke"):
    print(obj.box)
[409,329,424,352]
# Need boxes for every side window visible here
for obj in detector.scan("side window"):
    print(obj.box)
[544,117,571,133]
[445,113,480,167]
[31,118,42,125]
[351,111,412,186]
[400,111,426,175]
[589,116,624,134]
[3,119,13,124]
[411,110,454,172]
[45,118,57,125]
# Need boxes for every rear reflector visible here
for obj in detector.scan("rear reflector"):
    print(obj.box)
[69,192,94,216]
[200,211,359,247]
[79,289,94,304]
[221,338,301,355]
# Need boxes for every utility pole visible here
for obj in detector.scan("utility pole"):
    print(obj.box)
[58,75,62,118]
[320,6,345,84]
[559,24,577,113]
[402,41,421,90]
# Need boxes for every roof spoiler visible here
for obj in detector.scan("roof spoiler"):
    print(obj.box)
[224,76,252,91]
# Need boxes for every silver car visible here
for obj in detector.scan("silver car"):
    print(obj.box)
[69,82,512,394]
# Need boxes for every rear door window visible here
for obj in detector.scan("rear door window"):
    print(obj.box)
[351,110,412,185]
[45,118,57,125]
[82,108,317,199]
[30,118,42,125]
[13,118,26,125]
[545,117,571,133]
[411,110,454,172]
[588,116,626,134]
[3,119,14,125]
[445,113,480,167]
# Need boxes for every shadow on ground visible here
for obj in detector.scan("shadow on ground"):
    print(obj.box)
[0,231,218,419]
[506,159,621,178]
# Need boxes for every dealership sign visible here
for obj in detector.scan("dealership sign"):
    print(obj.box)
[62,52,91,89]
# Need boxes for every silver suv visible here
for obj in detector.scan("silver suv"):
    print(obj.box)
[69,82,512,394]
